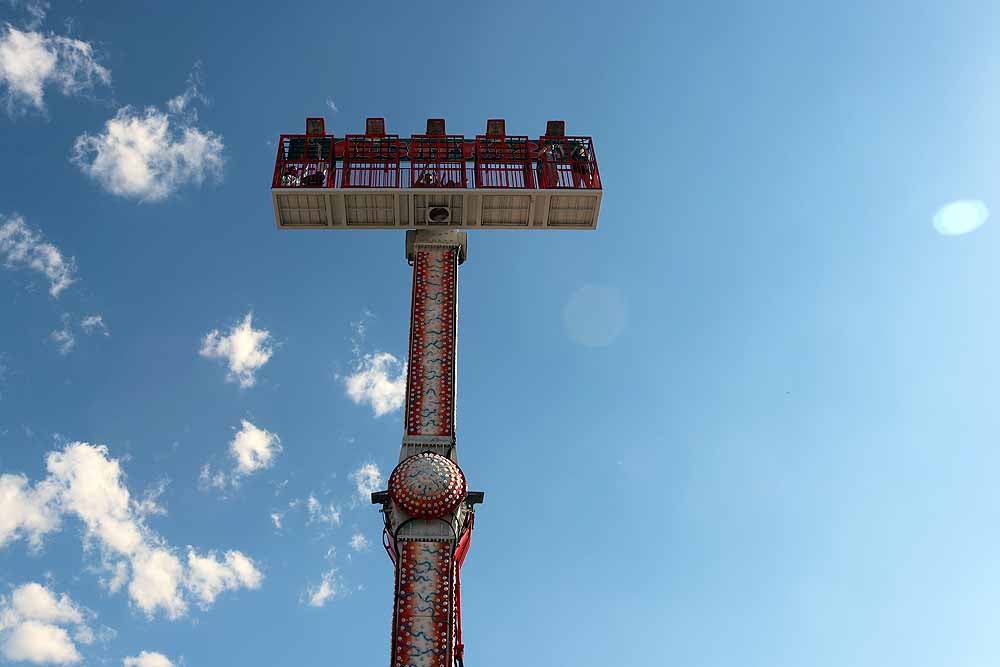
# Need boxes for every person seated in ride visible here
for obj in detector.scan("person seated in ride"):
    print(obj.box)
[301,168,326,187]
[536,141,564,188]
[415,170,438,187]
[570,141,594,188]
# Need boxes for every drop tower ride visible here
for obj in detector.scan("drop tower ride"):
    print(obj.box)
[271,116,602,666]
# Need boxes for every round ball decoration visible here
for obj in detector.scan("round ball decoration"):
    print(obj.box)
[388,452,467,519]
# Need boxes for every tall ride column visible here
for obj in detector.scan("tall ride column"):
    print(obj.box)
[373,230,481,667]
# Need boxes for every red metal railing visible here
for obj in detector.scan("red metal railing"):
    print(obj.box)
[272,134,335,188]
[342,134,402,188]
[534,136,601,190]
[408,134,468,188]
[272,134,600,190]
[473,135,533,188]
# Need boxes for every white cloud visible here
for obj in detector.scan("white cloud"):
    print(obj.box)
[199,312,273,388]
[349,463,382,500]
[166,63,207,119]
[325,97,338,113]
[46,444,145,556]
[198,464,226,492]
[50,314,74,355]
[127,548,185,619]
[304,569,339,608]
[933,199,989,236]
[0,474,61,549]
[80,314,108,336]
[8,1,50,30]
[344,352,406,417]
[200,421,281,492]
[0,443,263,619]
[71,67,223,202]
[269,512,282,529]
[71,626,93,645]
[184,549,262,607]
[0,23,110,114]
[0,214,77,297]
[0,583,90,665]
[72,106,223,202]
[123,651,173,667]
[349,533,368,552]
[229,420,280,476]
[2,620,80,663]
[9,583,82,625]
[306,494,340,527]
[340,312,406,417]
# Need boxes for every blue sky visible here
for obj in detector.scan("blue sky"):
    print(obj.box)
[2,1,1000,666]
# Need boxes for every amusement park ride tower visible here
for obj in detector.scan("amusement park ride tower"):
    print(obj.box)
[271,117,602,666]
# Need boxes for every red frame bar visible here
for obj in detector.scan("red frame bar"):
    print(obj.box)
[341,134,402,188]
[271,128,601,191]
[272,134,335,188]
[473,134,533,188]
[408,133,468,188]
[534,135,601,189]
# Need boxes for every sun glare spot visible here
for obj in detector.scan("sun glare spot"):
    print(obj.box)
[932,199,989,236]
[562,285,626,347]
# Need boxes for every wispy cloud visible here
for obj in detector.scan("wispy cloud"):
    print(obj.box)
[0,214,76,297]
[49,315,74,355]
[80,314,108,336]
[71,66,222,201]
[304,568,340,608]
[349,463,382,500]
[306,494,340,527]
[325,97,338,113]
[166,62,208,120]
[200,312,274,388]
[349,533,368,552]
[0,21,110,115]
[8,1,50,30]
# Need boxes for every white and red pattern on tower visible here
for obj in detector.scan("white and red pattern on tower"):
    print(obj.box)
[384,232,470,667]
[270,116,601,666]
[405,245,458,439]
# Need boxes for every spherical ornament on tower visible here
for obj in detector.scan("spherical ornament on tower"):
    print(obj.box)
[388,452,467,519]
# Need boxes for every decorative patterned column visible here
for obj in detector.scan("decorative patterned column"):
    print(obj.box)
[374,230,480,667]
